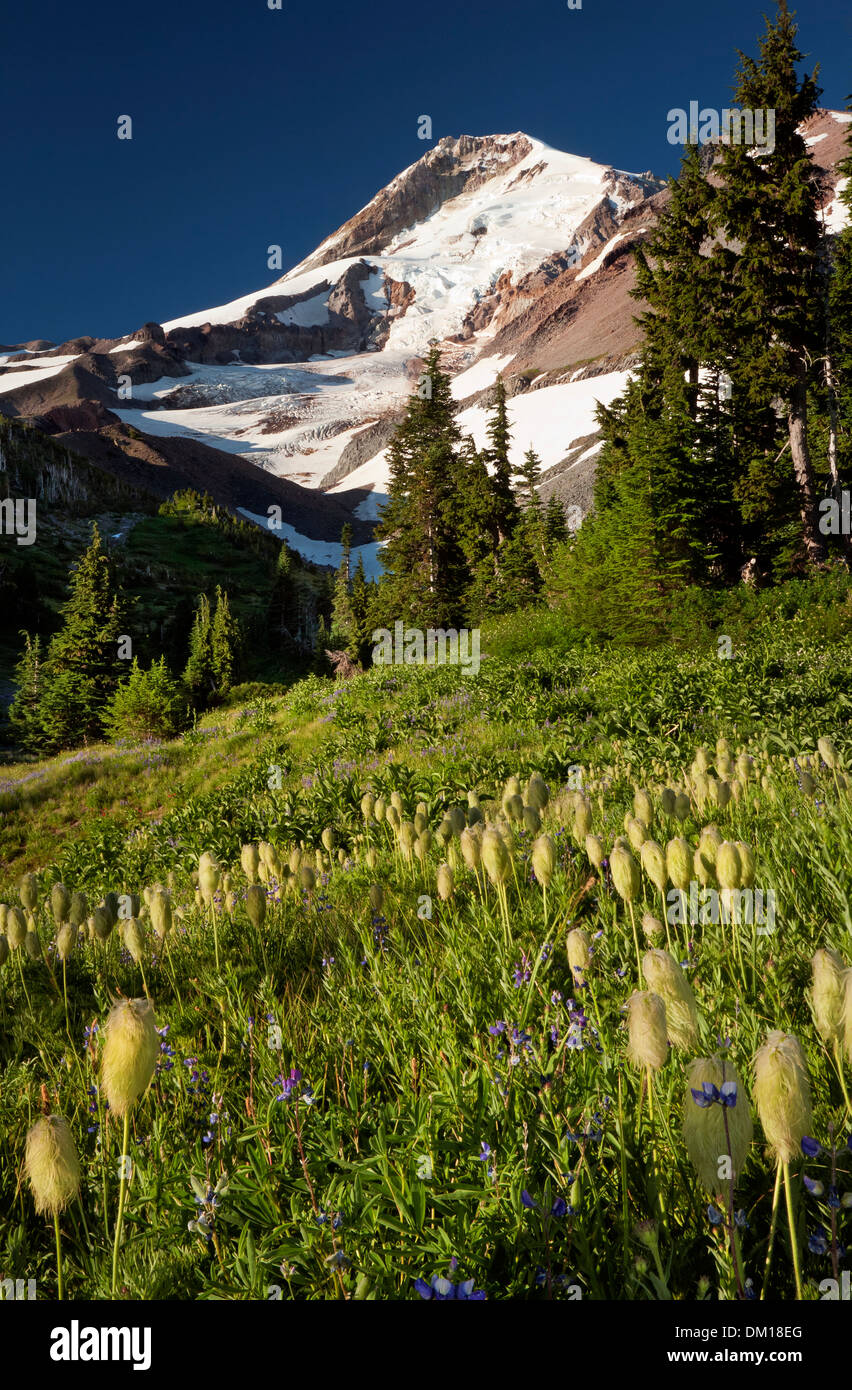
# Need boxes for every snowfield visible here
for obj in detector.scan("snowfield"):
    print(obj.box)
[236,508,384,578]
[456,370,631,475]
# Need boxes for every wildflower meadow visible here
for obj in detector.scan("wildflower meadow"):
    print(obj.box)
[2,613,852,1324]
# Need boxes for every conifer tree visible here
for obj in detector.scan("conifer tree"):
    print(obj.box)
[486,376,518,541]
[375,345,469,627]
[182,593,214,702]
[268,544,297,643]
[35,524,129,747]
[349,553,371,664]
[710,0,827,564]
[543,495,569,555]
[330,523,357,648]
[8,631,44,749]
[210,588,241,696]
[515,447,547,571]
[312,612,330,673]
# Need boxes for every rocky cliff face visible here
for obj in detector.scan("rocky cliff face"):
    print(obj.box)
[294,134,535,273]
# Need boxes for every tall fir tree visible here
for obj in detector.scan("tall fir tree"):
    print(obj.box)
[710,0,827,565]
[330,523,357,649]
[182,592,214,702]
[486,376,518,542]
[7,631,44,749]
[375,345,470,627]
[349,553,371,664]
[35,524,129,747]
[543,495,569,556]
[268,545,296,641]
[210,587,241,695]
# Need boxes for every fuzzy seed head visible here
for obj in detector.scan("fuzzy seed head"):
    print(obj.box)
[69,891,88,927]
[101,998,158,1117]
[481,828,510,886]
[640,840,667,894]
[736,753,753,783]
[531,834,556,888]
[460,827,481,872]
[682,1057,753,1194]
[626,991,669,1071]
[818,736,839,770]
[360,793,375,821]
[245,884,267,929]
[198,858,221,903]
[149,890,172,940]
[693,843,716,888]
[321,827,336,853]
[123,918,146,963]
[90,907,111,942]
[610,846,640,903]
[566,927,592,984]
[674,791,691,822]
[573,800,593,840]
[735,842,755,889]
[693,747,710,774]
[18,872,39,911]
[368,883,383,913]
[666,838,692,891]
[642,912,665,941]
[241,843,260,882]
[50,882,71,926]
[526,775,549,812]
[373,797,387,823]
[715,842,742,891]
[585,834,604,870]
[56,923,76,963]
[25,1114,81,1216]
[436,863,454,901]
[626,817,647,850]
[753,1031,813,1164]
[7,906,27,950]
[660,788,676,817]
[811,947,847,1043]
[642,949,699,1049]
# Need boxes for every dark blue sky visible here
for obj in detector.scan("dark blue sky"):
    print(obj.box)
[2,0,849,346]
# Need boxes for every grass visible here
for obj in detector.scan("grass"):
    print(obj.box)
[2,608,852,1300]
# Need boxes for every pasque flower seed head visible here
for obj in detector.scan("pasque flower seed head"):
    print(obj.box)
[25,1114,81,1216]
